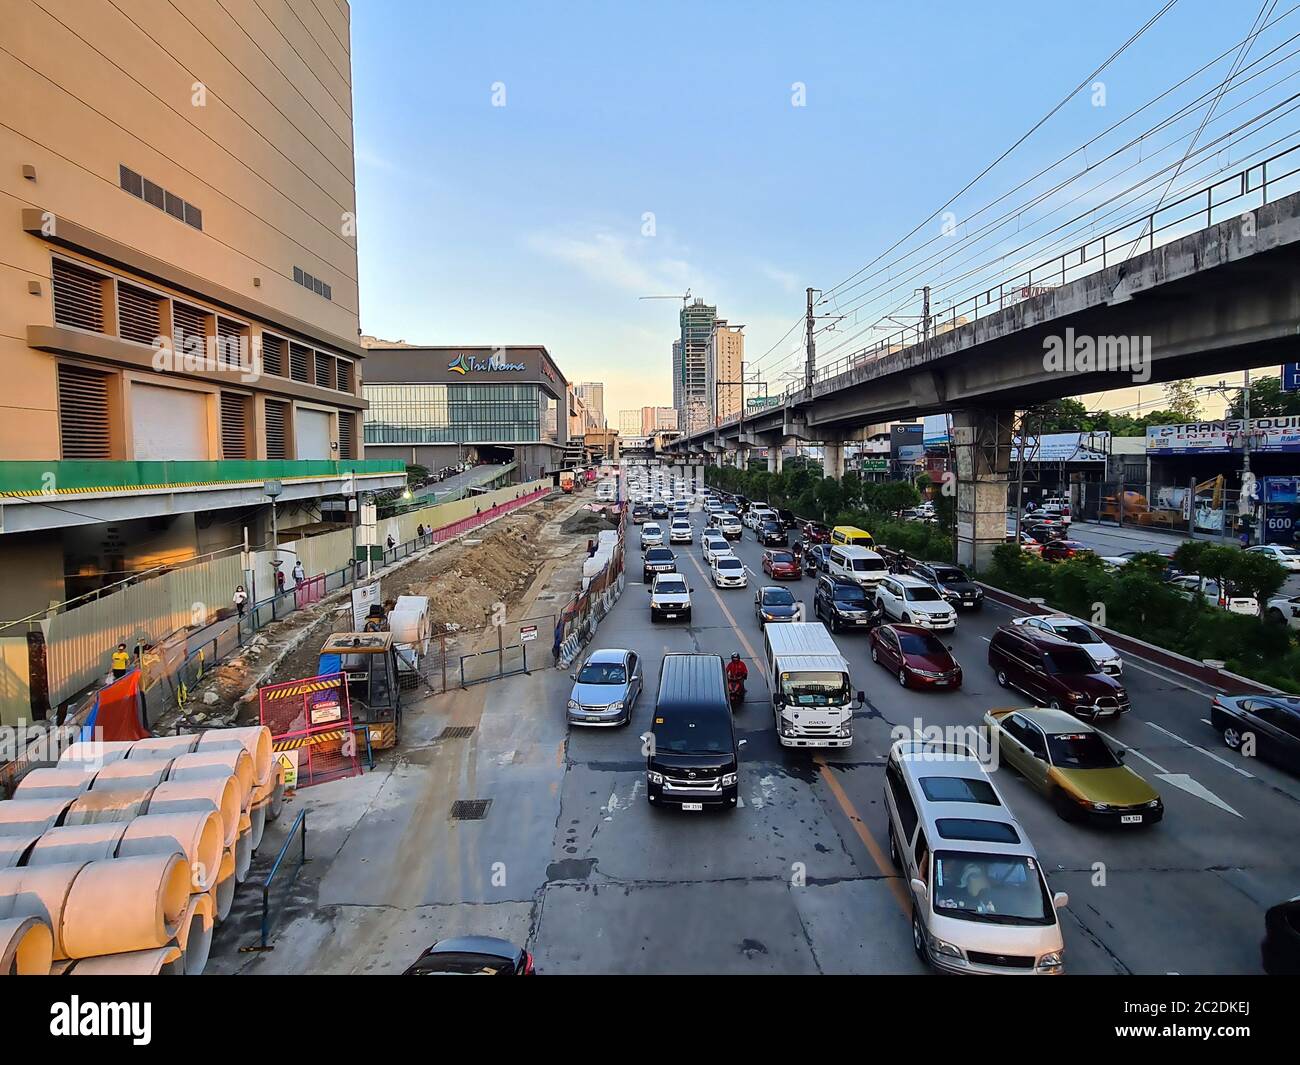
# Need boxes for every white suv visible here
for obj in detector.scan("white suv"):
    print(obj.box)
[649,573,692,623]
[711,554,748,588]
[702,534,729,563]
[876,575,956,630]
[669,518,694,545]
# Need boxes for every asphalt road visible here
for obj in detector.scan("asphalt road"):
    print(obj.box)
[535,509,1300,973]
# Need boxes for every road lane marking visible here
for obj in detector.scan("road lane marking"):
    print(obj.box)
[1146,720,1255,778]
[1089,721,1167,773]
[1153,772,1242,818]
[816,759,909,914]
[684,550,766,677]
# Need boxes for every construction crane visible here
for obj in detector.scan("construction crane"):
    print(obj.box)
[638,289,691,307]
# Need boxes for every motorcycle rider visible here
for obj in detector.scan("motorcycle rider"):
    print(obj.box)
[725,652,748,694]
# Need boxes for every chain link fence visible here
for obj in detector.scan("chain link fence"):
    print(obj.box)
[1078,479,1249,543]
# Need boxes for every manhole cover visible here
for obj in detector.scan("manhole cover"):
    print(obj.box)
[450,799,492,821]
[439,725,476,740]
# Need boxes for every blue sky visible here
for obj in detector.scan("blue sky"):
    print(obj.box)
[350,0,1294,420]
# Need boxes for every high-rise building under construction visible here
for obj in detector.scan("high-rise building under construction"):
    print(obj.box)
[678,299,716,435]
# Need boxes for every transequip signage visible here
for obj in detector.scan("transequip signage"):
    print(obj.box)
[1146,418,1300,454]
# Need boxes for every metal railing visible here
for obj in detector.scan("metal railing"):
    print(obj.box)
[245,810,307,951]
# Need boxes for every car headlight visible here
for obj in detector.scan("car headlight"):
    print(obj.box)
[721,772,737,786]
[1037,951,1064,973]
[1090,801,1111,811]
[607,701,624,713]
[1146,799,1161,809]
[931,938,963,959]
[566,699,579,711]
[836,722,851,737]
[648,771,663,785]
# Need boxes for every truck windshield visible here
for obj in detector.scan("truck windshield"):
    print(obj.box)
[781,671,850,706]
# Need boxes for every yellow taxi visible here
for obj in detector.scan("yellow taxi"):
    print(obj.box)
[983,706,1163,826]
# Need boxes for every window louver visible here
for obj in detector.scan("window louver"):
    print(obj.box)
[52,259,106,333]
[117,282,162,345]
[314,351,334,389]
[172,302,209,362]
[336,360,353,393]
[337,411,355,459]
[220,393,249,458]
[58,365,111,459]
[216,317,245,369]
[261,333,284,376]
[289,343,310,383]
[265,399,288,459]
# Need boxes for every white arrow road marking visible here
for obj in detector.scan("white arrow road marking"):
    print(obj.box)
[1146,721,1254,779]
[1154,773,1243,818]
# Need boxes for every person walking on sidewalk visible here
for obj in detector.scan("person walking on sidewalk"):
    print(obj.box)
[386,534,396,552]
[292,560,305,588]
[111,643,130,679]
[233,585,248,619]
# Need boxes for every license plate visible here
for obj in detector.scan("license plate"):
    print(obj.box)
[1120,814,1143,824]
[934,680,948,686]
[665,613,677,618]
[681,802,703,812]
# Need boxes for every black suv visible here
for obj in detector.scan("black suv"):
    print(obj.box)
[647,653,743,812]
[912,561,984,611]
[813,575,881,632]
[642,547,677,583]
[758,520,787,547]
[776,508,797,532]
[650,502,670,520]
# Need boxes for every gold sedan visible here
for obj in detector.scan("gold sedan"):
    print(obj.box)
[984,707,1163,826]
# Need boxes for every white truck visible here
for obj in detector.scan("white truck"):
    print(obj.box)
[763,622,863,749]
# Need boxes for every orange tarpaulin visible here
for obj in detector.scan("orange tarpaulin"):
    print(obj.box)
[83,669,150,742]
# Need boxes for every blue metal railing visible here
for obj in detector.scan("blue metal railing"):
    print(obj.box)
[250,810,307,950]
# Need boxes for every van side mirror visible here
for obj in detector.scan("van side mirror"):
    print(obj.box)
[910,878,928,901]
[1053,891,1069,910]
[857,690,866,704]
[569,673,576,680]
[738,738,748,748]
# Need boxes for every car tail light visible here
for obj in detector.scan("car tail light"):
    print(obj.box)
[521,950,535,975]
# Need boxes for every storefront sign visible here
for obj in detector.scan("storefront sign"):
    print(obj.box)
[447,352,527,375]
[1146,418,1300,454]
[1012,432,1109,462]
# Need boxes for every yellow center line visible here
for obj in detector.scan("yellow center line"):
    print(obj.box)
[684,543,908,915]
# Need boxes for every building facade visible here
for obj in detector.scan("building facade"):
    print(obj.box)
[678,300,716,435]
[0,0,402,620]
[708,320,745,424]
[362,346,570,482]
[574,382,606,429]
[642,406,679,434]
[618,409,642,435]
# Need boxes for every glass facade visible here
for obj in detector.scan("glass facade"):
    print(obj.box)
[364,382,544,443]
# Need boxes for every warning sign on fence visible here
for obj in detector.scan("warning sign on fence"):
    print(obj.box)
[276,749,299,788]
[520,625,537,642]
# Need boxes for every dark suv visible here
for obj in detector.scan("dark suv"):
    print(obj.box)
[988,625,1130,719]
[758,520,787,547]
[642,546,677,583]
[813,575,880,632]
[647,653,743,812]
[912,561,984,611]
[650,502,670,520]
[631,504,651,525]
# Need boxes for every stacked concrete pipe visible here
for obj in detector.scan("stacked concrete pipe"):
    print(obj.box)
[0,915,53,975]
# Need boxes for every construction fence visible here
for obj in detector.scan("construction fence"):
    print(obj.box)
[1077,479,1248,542]
[557,514,627,669]
[0,482,556,727]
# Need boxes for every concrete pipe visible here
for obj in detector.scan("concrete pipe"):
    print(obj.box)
[0,832,41,870]
[249,799,268,851]
[198,726,273,788]
[26,823,127,867]
[128,734,200,760]
[64,786,155,826]
[147,778,239,848]
[170,891,214,975]
[0,915,54,975]
[0,797,72,837]
[0,861,87,960]
[90,760,170,793]
[118,810,222,892]
[169,748,254,810]
[233,812,252,883]
[267,759,285,821]
[69,944,181,975]
[60,852,190,958]
[57,739,135,768]
[12,767,94,802]
[211,847,236,923]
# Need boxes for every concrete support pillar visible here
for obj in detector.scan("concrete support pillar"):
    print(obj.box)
[951,409,1012,573]
[823,440,845,480]
[767,447,783,475]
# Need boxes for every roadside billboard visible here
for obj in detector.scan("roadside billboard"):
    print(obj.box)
[890,424,925,461]
[1145,417,1300,454]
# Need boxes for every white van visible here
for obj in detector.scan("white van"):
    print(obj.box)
[883,739,1068,974]
[828,545,888,589]
[763,622,863,748]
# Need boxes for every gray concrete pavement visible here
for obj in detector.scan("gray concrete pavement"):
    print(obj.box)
[213,504,1300,974]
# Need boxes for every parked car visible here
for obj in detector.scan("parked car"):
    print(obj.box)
[1167,575,1260,616]
[757,520,787,547]
[1209,693,1300,774]
[1011,614,1122,675]
[762,550,801,580]
[911,561,984,611]
[1266,593,1300,628]
[813,575,880,632]
[1262,895,1300,975]
[1040,539,1093,563]
[711,553,748,588]
[754,585,802,625]
[1246,543,1300,572]
[984,707,1162,824]
[875,574,956,631]
[566,648,643,727]
[1025,522,1065,543]
[870,624,962,689]
[404,936,534,976]
[642,546,677,583]
[1015,532,1044,557]
[648,573,692,623]
[640,522,664,548]
[988,625,1130,719]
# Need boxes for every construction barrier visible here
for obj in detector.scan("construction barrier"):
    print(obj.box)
[258,674,360,789]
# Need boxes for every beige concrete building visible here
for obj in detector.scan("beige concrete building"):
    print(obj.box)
[642,405,678,434]
[618,409,641,435]
[0,0,402,618]
[709,320,745,423]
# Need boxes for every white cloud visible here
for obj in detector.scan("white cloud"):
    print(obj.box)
[759,263,801,294]
[524,229,697,296]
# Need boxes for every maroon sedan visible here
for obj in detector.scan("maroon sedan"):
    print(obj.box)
[1041,539,1093,563]
[802,522,831,544]
[869,624,963,690]
[762,550,802,580]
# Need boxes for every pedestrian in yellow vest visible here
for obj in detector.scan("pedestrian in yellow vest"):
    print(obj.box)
[111,643,130,679]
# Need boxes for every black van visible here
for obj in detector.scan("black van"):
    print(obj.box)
[646,653,745,812]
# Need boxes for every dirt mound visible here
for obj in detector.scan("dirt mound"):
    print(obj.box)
[560,510,617,535]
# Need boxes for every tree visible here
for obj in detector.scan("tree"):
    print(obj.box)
[1228,551,1288,606]
[1033,398,1090,433]
[815,477,844,522]
[1164,380,1201,422]
[1225,375,1300,419]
